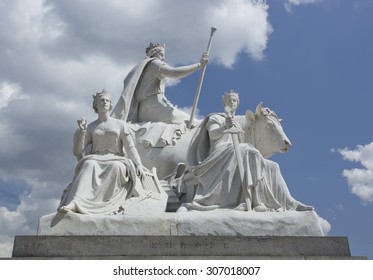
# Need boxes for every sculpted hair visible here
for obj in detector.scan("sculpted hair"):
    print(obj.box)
[92,89,113,113]
[222,90,240,107]
[146,42,165,58]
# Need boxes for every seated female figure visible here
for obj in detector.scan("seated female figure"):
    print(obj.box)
[58,90,145,214]
[179,91,313,212]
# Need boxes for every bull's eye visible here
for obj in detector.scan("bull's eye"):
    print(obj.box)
[265,123,273,130]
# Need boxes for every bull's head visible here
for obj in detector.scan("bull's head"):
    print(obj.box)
[245,102,292,158]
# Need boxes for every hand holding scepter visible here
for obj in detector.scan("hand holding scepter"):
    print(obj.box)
[188,26,217,129]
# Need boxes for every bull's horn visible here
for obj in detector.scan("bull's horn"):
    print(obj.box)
[256,102,264,115]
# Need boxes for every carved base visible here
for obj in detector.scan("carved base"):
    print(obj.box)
[37,210,327,236]
[11,211,365,259]
[12,235,367,259]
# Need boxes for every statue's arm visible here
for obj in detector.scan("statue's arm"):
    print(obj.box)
[207,116,227,140]
[158,62,200,79]
[158,53,208,79]
[122,128,144,179]
[73,118,89,158]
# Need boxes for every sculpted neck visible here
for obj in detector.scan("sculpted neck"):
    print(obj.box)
[98,111,110,122]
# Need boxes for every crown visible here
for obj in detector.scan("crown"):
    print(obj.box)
[224,89,238,95]
[145,42,165,56]
[222,89,239,99]
[92,89,111,101]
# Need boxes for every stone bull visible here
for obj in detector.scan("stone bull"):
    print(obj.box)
[132,102,292,182]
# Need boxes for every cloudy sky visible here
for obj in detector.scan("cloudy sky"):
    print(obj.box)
[1,0,373,259]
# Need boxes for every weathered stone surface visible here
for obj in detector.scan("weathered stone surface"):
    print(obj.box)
[37,210,326,236]
[13,235,366,259]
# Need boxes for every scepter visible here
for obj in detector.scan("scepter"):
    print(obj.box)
[188,26,217,129]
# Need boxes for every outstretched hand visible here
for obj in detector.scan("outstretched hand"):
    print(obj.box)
[200,52,209,67]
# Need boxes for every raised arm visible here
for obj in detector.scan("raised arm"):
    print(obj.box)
[73,118,89,160]
[158,52,208,79]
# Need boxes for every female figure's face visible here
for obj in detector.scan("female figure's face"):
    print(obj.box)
[225,95,239,111]
[97,95,112,112]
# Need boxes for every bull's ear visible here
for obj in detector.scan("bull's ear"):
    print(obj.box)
[256,102,264,116]
[245,110,255,122]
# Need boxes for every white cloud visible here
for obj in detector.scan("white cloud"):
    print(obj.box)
[179,106,204,122]
[0,206,33,257]
[318,216,331,235]
[0,82,28,109]
[339,143,373,204]
[208,0,272,65]
[38,0,272,68]
[285,0,323,12]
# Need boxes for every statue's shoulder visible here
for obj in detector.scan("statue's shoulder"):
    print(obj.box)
[149,58,167,68]
[86,119,98,131]
[113,118,132,134]
[207,113,225,125]
[110,117,125,126]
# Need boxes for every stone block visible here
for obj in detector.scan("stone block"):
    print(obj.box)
[37,210,326,236]
[12,235,364,259]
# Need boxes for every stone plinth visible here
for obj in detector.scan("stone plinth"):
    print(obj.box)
[12,210,366,259]
[37,210,326,236]
[12,235,366,259]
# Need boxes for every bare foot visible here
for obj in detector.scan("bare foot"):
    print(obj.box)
[58,202,77,213]
[58,206,71,213]
[176,205,188,213]
[296,203,314,211]
[253,203,267,212]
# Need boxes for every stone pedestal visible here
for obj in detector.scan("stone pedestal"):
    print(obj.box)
[12,235,366,259]
[37,210,326,236]
[12,210,366,259]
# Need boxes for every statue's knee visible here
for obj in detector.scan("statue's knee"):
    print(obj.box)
[109,161,124,170]
[81,159,96,169]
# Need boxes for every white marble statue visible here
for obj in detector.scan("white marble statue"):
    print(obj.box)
[58,90,167,215]
[177,90,314,212]
[112,42,208,123]
[37,33,329,237]
[131,100,295,182]
[111,43,208,147]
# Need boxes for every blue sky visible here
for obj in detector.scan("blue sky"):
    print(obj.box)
[0,0,372,259]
